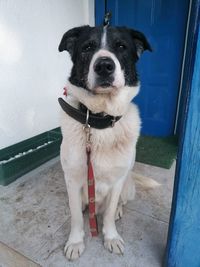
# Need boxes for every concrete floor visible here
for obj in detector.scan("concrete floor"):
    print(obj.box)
[0,157,175,267]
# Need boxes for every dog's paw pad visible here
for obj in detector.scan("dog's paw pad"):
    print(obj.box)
[115,205,123,221]
[104,237,125,255]
[64,241,85,261]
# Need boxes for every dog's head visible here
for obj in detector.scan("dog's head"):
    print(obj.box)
[59,25,152,94]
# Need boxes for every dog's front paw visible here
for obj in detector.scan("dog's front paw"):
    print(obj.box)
[64,241,85,261]
[104,236,125,255]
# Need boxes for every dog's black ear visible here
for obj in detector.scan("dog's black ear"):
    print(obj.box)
[129,29,152,58]
[58,25,90,56]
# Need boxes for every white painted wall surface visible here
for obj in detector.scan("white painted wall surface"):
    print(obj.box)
[0,0,94,149]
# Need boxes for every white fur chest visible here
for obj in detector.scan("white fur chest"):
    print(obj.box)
[60,84,141,207]
[60,101,140,185]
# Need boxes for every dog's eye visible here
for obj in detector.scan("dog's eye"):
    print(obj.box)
[82,42,95,53]
[115,42,126,51]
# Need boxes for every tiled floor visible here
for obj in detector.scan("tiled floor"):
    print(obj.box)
[0,242,39,267]
[0,157,175,267]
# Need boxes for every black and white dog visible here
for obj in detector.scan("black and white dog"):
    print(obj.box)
[58,25,152,260]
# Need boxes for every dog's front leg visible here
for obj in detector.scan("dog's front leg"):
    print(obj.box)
[64,178,85,261]
[103,178,125,255]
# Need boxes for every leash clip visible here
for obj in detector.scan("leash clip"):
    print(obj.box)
[83,109,90,129]
[111,117,116,127]
[83,109,92,149]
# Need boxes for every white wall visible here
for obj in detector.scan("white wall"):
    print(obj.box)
[0,0,94,149]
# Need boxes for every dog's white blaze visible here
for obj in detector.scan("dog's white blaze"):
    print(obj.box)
[101,27,107,48]
[87,49,125,90]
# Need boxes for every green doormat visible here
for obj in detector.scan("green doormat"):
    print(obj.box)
[136,135,178,169]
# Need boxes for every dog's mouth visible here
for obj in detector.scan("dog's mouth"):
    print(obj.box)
[93,83,116,94]
[91,80,117,94]
[100,82,112,88]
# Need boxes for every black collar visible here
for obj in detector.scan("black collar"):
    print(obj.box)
[58,98,122,129]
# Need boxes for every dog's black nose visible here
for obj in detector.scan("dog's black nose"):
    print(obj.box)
[94,57,115,76]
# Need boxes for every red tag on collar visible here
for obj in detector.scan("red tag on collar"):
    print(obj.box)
[63,87,67,96]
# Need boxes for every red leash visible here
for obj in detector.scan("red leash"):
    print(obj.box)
[84,116,98,237]
[63,87,98,236]
[86,144,98,236]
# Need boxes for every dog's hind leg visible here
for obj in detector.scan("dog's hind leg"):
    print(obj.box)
[115,172,136,221]
[115,200,123,221]
[120,171,136,204]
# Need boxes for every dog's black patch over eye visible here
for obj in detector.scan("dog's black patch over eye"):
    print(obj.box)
[82,41,96,53]
[115,41,127,52]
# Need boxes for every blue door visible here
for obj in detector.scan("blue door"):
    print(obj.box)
[95,0,190,136]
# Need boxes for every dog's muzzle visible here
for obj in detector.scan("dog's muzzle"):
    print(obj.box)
[93,57,115,87]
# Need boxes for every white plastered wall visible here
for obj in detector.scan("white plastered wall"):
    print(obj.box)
[0,0,94,149]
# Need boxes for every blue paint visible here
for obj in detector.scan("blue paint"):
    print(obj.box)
[165,3,200,266]
[95,0,105,26]
[176,0,200,135]
[95,0,189,136]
